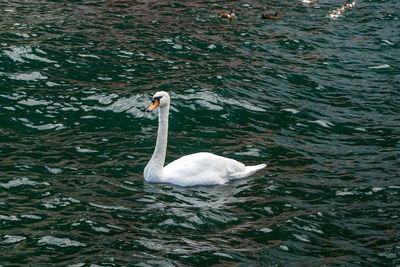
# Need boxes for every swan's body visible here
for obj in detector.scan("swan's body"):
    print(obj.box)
[143,91,266,187]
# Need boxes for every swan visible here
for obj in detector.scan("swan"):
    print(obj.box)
[143,91,266,187]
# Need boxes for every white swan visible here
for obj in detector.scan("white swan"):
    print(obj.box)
[143,91,266,187]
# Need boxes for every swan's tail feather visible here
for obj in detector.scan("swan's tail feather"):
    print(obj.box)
[230,163,267,179]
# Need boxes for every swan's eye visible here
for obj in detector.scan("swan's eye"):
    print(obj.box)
[152,96,162,104]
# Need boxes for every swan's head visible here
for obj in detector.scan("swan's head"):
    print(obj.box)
[147,91,170,112]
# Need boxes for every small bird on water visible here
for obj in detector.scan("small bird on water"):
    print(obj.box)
[262,10,280,20]
[218,10,238,20]
[328,0,356,19]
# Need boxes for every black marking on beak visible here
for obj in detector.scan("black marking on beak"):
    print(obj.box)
[152,96,162,103]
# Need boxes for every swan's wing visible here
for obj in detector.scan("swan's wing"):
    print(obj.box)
[162,152,245,186]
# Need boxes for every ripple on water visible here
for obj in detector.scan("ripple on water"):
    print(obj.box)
[310,119,334,128]
[83,93,119,105]
[88,202,131,212]
[0,215,19,222]
[77,54,100,60]
[38,236,86,247]
[24,122,64,131]
[0,214,41,223]
[8,71,48,81]
[259,227,273,233]
[176,90,266,112]
[17,98,52,106]
[75,147,98,153]
[293,234,310,243]
[83,93,145,117]
[368,64,390,69]
[72,219,112,234]
[20,215,42,220]
[282,108,300,114]
[0,235,26,244]
[0,177,49,189]
[280,245,289,251]
[45,166,63,174]
[0,0,399,265]
[3,46,56,63]
[42,197,80,209]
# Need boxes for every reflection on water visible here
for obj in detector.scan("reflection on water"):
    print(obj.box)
[1,0,399,265]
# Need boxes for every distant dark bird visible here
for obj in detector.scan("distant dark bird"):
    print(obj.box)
[262,10,280,20]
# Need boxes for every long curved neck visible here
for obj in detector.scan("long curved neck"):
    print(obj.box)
[153,105,169,167]
[144,104,169,182]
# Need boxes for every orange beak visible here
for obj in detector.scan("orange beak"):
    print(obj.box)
[147,98,159,112]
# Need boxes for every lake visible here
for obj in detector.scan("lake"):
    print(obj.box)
[0,0,399,265]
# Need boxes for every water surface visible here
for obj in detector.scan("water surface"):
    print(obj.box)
[0,0,399,265]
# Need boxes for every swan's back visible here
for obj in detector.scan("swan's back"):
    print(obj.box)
[162,152,263,186]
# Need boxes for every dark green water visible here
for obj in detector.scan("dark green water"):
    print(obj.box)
[1,0,399,265]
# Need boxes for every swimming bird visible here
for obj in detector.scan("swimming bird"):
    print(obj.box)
[262,10,280,20]
[328,9,341,19]
[300,0,318,4]
[328,1,356,19]
[218,10,237,20]
[143,91,266,187]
